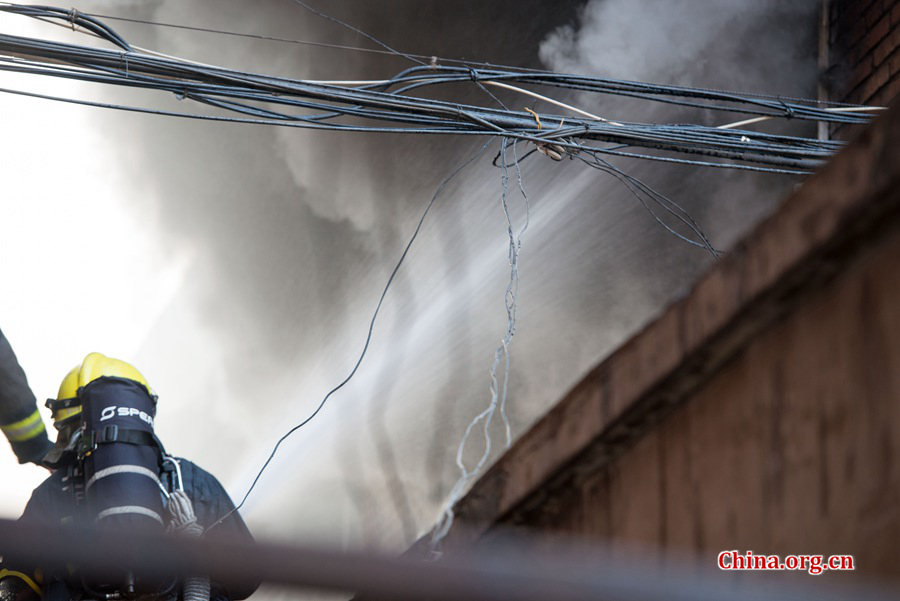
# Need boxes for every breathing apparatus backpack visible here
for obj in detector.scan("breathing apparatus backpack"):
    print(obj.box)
[68,376,175,599]
[78,377,164,527]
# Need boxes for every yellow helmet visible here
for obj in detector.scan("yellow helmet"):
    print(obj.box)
[48,352,151,426]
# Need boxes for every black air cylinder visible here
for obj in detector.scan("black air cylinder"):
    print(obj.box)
[79,377,164,532]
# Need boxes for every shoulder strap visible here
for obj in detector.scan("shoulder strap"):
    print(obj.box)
[94,425,155,446]
[80,426,167,463]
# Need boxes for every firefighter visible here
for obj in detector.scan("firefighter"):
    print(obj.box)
[0,328,52,466]
[1,353,258,601]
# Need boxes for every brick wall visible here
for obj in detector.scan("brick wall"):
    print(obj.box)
[829,0,900,106]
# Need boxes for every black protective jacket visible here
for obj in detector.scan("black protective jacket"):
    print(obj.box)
[17,458,258,601]
[0,329,52,464]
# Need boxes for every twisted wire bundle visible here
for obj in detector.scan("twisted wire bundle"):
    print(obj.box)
[0,4,874,174]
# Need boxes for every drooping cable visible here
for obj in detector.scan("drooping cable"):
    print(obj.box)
[288,0,426,66]
[204,141,492,533]
[0,0,880,113]
[431,138,530,549]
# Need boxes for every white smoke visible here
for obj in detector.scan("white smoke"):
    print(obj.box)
[541,1,720,82]
[539,0,819,121]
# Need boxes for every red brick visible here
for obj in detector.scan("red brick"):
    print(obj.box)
[863,0,889,27]
[882,75,900,103]
[844,12,891,69]
[869,77,900,105]
[869,86,888,106]
[854,11,891,56]
[844,0,874,27]
[889,43,900,75]
[846,53,876,93]
[854,64,891,103]
[845,5,873,49]
[873,23,900,64]
[846,40,866,68]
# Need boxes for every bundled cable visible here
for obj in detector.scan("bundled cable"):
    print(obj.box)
[0,3,131,50]
[0,4,881,174]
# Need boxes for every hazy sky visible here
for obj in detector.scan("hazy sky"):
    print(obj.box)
[0,1,818,565]
[0,8,199,513]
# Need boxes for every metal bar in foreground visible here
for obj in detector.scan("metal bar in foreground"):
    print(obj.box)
[0,518,896,601]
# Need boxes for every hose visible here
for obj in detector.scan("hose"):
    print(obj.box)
[166,489,209,601]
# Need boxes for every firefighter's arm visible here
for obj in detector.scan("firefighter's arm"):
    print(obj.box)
[0,328,53,465]
[0,569,41,601]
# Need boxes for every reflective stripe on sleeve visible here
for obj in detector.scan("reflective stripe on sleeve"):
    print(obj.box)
[1,409,46,442]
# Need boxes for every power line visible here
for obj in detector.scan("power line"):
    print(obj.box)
[78,11,412,58]
[0,25,860,172]
[0,1,872,109]
[206,141,492,533]
[289,0,426,66]
[0,0,541,73]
